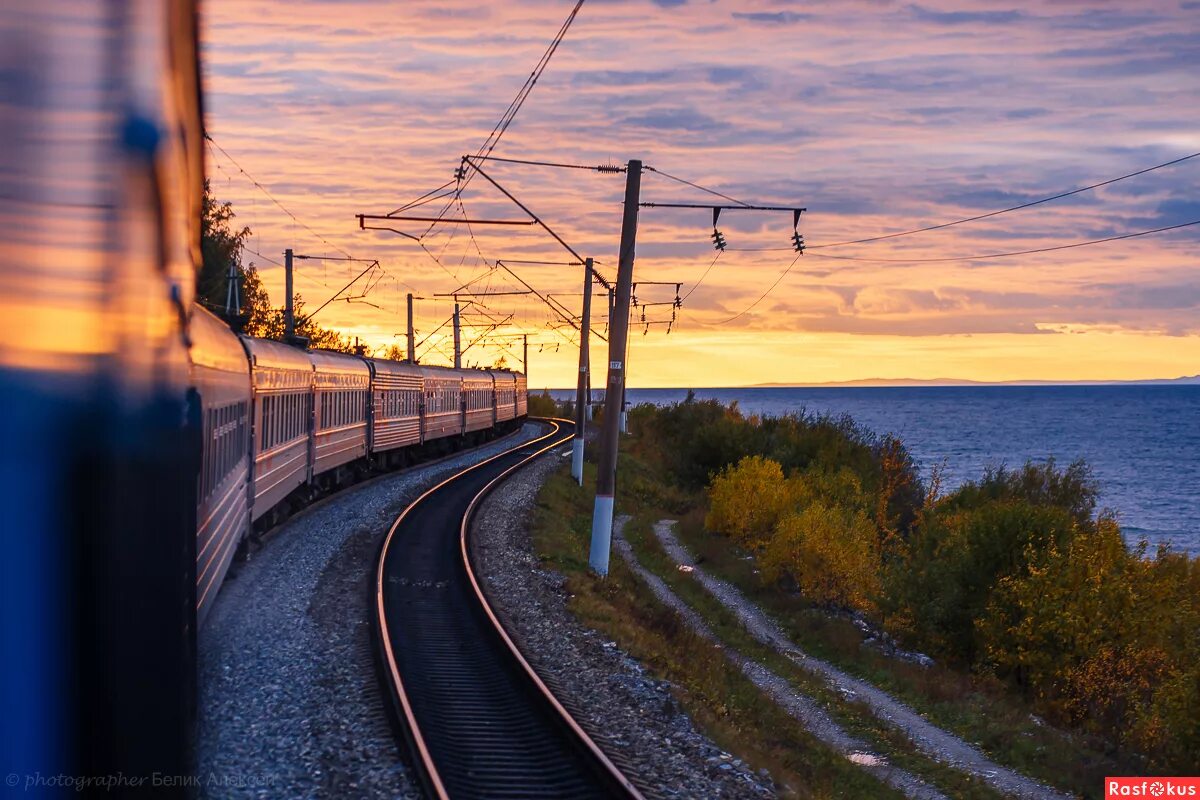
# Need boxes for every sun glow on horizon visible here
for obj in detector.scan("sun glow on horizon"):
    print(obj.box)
[201,0,1200,386]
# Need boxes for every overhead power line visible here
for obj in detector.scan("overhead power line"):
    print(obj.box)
[707,252,803,325]
[811,149,1200,249]
[205,133,355,260]
[411,0,586,239]
[644,165,751,207]
[807,218,1200,263]
[468,155,626,173]
[698,217,1199,326]
[680,250,723,302]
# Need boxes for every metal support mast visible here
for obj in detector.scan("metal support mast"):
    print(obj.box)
[284,248,295,339]
[453,302,462,369]
[571,258,593,485]
[523,334,528,381]
[406,293,416,362]
[591,160,641,576]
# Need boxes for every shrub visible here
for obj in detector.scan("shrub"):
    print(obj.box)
[883,497,1079,662]
[705,455,793,549]
[707,457,881,613]
[526,389,559,418]
[763,500,880,612]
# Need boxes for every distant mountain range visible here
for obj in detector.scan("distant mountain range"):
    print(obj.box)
[751,375,1200,388]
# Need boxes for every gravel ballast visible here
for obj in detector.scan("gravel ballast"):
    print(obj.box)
[469,452,776,799]
[197,425,543,800]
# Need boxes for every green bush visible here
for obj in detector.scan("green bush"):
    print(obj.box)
[526,389,560,418]
[631,397,1200,768]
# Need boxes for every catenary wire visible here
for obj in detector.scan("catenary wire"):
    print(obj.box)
[811,150,1200,249]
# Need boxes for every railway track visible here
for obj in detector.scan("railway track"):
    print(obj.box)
[375,419,642,800]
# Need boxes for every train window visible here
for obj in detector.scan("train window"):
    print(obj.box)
[262,396,271,450]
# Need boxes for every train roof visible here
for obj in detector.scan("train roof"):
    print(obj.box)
[308,348,370,376]
[364,357,423,379]
[189,305,250,375]
[239,336,314,374]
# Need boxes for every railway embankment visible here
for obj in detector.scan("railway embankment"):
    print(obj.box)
[470,443,774,798]
[196,426,542,799]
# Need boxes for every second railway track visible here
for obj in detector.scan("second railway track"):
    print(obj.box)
[375,419,642,800]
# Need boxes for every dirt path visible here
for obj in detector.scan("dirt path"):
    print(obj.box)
[653,520,1074,800]
[612,516,949,800]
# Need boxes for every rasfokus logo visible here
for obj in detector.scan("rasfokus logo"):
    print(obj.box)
[1106,778,1200,798]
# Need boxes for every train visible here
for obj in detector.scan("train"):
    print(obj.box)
[0,3,528,790]
[191,305,528,623]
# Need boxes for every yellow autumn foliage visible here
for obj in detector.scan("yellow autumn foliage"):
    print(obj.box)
[762,502,880,611]
[704,455,794,550]
[707,455,880,612]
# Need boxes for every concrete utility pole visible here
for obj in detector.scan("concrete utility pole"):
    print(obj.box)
[452,302,462,369]
[591,159,641,576]
[284,248,295,339]
[571,258,593,485]
[620,332,629,434]
[406,293,416,362]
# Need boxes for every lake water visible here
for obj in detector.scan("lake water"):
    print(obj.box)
[553,385,1200,556]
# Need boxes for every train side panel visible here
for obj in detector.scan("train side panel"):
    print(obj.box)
[420,365,463,441]
[190,307,252,622]
[310,350,369,476]
[493,371,517,423]
[242,337,313,521]
[463,372,495,433]
[516,373,528,417]
[367,358,423,452]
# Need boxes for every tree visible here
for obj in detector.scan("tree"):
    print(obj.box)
[197,180,270,325]
[199,182,354,352]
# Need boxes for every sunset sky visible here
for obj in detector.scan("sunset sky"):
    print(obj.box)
[201,0,1199,387]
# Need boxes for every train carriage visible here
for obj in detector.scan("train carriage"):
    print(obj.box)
[242,337,314,520]
[310,350,370,478]
[190,307,252,622]
[492,371,518,423]
[463,371,496,433]
[420,365,464,441]
[516,372,529,417]
[366,357,423,458]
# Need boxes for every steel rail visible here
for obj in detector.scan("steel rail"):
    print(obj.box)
[374,420,641,800]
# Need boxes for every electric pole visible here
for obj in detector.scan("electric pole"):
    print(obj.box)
[523,334,528,380]
[453,302,462,369]
[571,258,593,485]
[284,248,295,339]
[591,159,641,576]
[224,261,242,316]
[406,293,416,362]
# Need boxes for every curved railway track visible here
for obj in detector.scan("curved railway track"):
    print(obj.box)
[375,419,642,800]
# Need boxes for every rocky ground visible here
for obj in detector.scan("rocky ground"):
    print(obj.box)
[470,451,776,799]
[197,426,543,800]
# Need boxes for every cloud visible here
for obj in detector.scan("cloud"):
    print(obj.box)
[906,4,1023,25]
[731,11,815,25]
[198,0,1200,381]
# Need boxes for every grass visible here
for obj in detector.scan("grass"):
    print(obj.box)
[534,456,1015,799]
[546,421,1141,800]
[668,510,1135,799]
[533,465,903,799]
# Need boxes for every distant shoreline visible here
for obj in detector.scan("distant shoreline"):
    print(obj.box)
[542,378,1200,391]
[748,376,1200,388]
